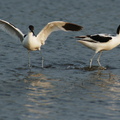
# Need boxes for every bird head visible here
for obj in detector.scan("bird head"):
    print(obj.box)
[116,25,120,34]
[29,25,36,36]
[29,25,34,32]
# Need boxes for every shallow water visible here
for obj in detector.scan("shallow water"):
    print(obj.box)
[0,0,120,120]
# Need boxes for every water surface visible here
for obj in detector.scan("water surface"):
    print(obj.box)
[0,0,120,120]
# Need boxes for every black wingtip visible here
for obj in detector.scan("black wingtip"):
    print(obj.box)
[63,23,83,31]
[117,25,120,34]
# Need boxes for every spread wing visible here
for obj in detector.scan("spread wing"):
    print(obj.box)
[0,19,24,42]
[37,21,83,45]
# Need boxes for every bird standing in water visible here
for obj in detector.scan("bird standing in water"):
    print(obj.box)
[0,19,83,69]
[76,25,120,68]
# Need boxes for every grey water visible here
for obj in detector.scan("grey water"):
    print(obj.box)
[0,0,120,120]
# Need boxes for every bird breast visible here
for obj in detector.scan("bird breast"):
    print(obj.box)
[22,34,41,51]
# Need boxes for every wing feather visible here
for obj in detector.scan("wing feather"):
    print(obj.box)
[37,21,82,45]
[76,34,112,43]
[0,19,24,42]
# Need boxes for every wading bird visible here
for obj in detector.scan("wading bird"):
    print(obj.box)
[0,19,83,69]
[76,25,120,68]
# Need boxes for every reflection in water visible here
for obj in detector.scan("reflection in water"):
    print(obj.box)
[21,71,120,119]
[85,70,120,116]
[89,70,120,88]
[23,73,58,119]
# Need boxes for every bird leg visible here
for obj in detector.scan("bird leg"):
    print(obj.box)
[40,50,44,68]
[89,52,97,68]
[97,52,102,67]
[28,51,32,69]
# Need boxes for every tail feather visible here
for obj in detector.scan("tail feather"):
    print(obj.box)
[62,23,83,31]
[75,36,86,38]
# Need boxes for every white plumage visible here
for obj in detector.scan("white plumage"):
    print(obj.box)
[0,19,82,68]
[76,25,120,68]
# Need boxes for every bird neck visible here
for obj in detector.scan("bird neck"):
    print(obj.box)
[32,31,36,36]
[116,33,120,38]
[116,25,120,34]
[29,31,36,36]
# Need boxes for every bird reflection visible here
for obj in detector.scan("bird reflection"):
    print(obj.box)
[24,73,57,87]
[97,70,119,82]
[81,70,120,115]
[81,70,120,98]
[23,73,59,118]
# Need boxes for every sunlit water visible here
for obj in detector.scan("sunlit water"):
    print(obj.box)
[0,0,120,120]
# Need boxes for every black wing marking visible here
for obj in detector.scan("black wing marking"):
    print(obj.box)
[62,23,83,31]
[88,35,112,42]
